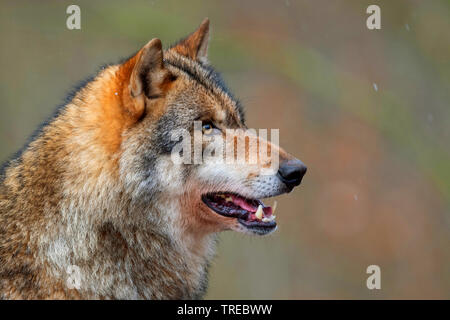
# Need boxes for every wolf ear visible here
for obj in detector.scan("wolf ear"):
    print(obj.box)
[121,38,174,120]
[129,38,170,99]
[171,18,210,63]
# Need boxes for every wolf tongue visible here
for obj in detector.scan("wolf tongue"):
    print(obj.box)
[231,195,257,212]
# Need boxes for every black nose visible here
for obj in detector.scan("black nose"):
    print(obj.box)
[277,159,307,189]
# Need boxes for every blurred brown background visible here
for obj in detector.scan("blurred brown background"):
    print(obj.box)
[0,0,449,299]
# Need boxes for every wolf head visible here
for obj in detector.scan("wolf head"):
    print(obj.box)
[74,19,306,238]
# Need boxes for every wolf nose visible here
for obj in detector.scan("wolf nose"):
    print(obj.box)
[278,159,307,189]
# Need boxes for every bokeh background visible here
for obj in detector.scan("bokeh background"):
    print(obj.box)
[1,0,449,299]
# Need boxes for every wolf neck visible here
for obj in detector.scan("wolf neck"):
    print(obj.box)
[48,195,217,299]
[40,148,217,299]
[20,146,216,299]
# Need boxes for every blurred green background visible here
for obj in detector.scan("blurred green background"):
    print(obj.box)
[1,0,449,299]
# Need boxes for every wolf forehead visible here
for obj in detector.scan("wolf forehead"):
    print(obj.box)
[164,53,244,120]
[160,53,245,125]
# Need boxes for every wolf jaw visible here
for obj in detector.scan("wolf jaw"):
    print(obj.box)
[202,192,277,235]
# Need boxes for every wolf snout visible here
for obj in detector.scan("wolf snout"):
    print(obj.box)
[277,159,307,190]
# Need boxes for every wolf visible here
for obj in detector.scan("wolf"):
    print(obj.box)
[0,19,306,299]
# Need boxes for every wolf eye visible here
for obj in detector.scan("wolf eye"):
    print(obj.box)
[202,122,214,135]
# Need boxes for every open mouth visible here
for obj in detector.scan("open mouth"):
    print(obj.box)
[201,192,277,234]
